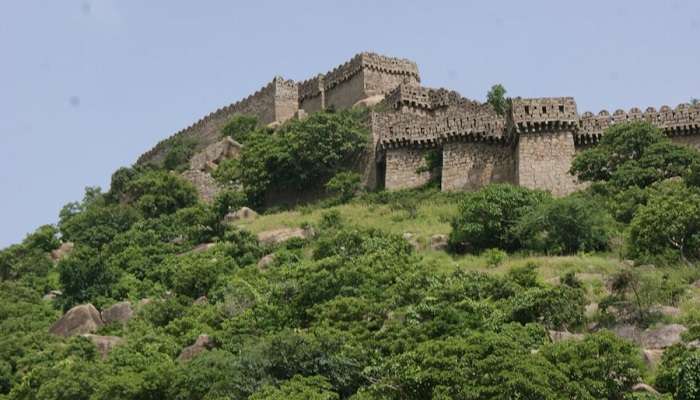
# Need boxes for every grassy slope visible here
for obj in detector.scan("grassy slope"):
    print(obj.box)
[235,188,700,334]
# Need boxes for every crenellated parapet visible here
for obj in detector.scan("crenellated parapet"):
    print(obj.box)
[376,107,508,149]
[509,97,579,133]
[298,52,420,104]
[137,76,297,165]
[576,103,700,145]
[384,83,481,113]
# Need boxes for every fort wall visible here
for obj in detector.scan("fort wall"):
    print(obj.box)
[442,142,515,191]
[516,131,580,196]
[384,147,433,190]
[137,77,297,166]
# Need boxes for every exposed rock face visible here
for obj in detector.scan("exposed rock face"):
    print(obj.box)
[257,227,314,246]
[224,207,258,223]
[101,301,133,325]
[642,324,687,349]
[430,234,448,251]
[353,95,385,109]
[610,324,643,344]
[643,349,664,368]
[631,383,660,395]
[42,290,62,301]
[181,170,221,203]
[186,243,216,255]
[83,334,124,358]
[49,304,103,337]
[257,254,276,270]
[50,242,74,262]
[178,334,215,362]
[549,330,584,343]
[193,296,208,305]
[189,137,242,172]
[650,305,681,317]
[402,232,421,251]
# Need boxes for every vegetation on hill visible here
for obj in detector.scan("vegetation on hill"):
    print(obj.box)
[2,115,700,399]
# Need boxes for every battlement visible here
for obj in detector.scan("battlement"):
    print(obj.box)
[577,103,700,144]
[137,76,297,165]
[510,97,579,133]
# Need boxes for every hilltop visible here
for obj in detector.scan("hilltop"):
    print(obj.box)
[2,54,700,399]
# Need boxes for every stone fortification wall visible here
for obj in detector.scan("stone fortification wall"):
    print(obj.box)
[516,131,580,196]
[298,52,420,114]
[137,77,297,166]
[384,147,433,190]
[442,141,515,191]
[577,103,700,145]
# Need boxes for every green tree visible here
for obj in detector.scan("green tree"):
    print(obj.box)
[540,331,642,400]
[628,180,700,263]
[237,110,369,206]
[221,114,259,143]
[250,375,339,400]
[164,137,197,171]
[515,195,613,254]
[326,171,362,203]
[486,84,508,116]
[449,184,550,253]
[122,170,198,218]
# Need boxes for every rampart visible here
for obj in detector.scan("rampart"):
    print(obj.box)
[137,77,297,165]
[137,52,700,200]
[138,52,419,166]
[374,89,700,195]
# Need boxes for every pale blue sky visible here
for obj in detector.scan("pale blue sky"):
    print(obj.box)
[1,0,699,248]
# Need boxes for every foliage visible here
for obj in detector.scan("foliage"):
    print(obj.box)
[221,114,259,143]
[571,122,700,190]
[164,137,197,172]
[120,170,198,218]
[250,375,339,400]
[236,110,369,206]
[326,171,362,203]
[449,184,550,253]
[540,331,642,400]
[483,248,507,267]
[628,180,700,263]
[515,195,613,254]
[486,83,508,116]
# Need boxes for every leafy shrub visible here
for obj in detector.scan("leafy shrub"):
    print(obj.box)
[237,110,369,206]
[122,170,198,218]
[326,171,362,203]
[449,184,550,253]
[515,195,613,254]
[221,114,259,143]
[164,137,197,171]
[628,180,700,264]
[156,250,237,298]
[58,245,119,308]
[540,331,643,399]
[483,248,506,267]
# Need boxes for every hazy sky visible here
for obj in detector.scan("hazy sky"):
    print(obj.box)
[1,0,699,248]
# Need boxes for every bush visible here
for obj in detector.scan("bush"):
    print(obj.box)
[483,248,506,268]
[122,170,198,218]
[449,184,550,253]
[571,121,700,190]
[326,171,362,203]
[163,137,197,171]
[515,195,613,254]
[628,180,700,264]
[237,110,369,206]
[221,114,258,143]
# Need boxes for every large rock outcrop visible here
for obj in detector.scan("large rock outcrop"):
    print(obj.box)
[257,227,314,246]
[83,334,124,358]
[224,207,258,224]
[189,137,242,172]
[49,304,103,337]
[178,334,215,362]
[101,301,133,325]
[50,242,74,262]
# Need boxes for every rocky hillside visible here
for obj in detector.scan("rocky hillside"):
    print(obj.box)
[2,111,700,399]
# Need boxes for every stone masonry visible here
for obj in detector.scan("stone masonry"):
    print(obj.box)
[138,52,700,197]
